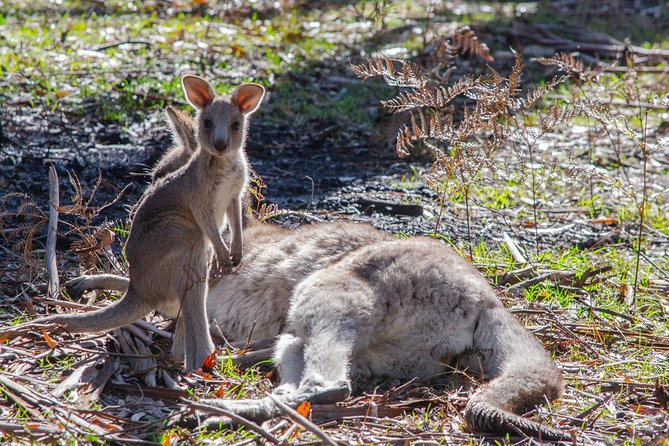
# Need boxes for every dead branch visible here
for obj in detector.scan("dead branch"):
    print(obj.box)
[46,165,59,300]
[502,232,528,264]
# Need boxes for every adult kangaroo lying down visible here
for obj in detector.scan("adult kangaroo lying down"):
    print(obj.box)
[67,220,567,440]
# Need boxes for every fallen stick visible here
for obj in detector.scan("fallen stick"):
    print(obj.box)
[506,270,576,292]
[0,422,60,437]
[46,165,60,300]
[502,232,528,264]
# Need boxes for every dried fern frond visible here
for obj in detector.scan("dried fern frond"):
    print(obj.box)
[450,26,494,62]
[351,58,427,88]
[507,49,524,95]
[510,74,569,111]
[382,75,480,113]
[537,53,601,83]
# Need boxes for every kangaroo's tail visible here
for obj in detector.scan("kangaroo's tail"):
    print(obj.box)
[464,305,569,441]
[44,285,150,333]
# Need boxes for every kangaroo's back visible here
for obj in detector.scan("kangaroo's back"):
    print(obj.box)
[206,221,391,341]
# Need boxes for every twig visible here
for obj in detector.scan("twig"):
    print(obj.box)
[93,40,152,51]
[132,320,172,339]
[47,165,59,300]
[184,399,281,444]
[268,394,338,446]
[506,270,575,292]
[494,265,536,287]
[0,422,60,436]
[502,232,528,264]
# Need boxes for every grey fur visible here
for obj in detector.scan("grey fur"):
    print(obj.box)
[31,76,265,371]
[152,106,198,181]
[61,109,567,439]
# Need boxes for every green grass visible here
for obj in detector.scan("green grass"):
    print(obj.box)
[0,1,380,125]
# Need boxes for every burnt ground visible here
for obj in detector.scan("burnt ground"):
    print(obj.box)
[1,1,669,445]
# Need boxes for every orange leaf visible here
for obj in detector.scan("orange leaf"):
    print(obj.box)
[42,328,57,349]
[519,220,536,228]
[162,432,177,446]
[615,371,632,383]
[214,383,231,398]
[296,400,311,418]
[589,217,618,225]
[55,91,69,98]
[193,370,213,380]
[202,350,217,373]
[231,46,246,57]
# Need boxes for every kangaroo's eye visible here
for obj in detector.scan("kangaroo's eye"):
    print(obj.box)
[232,121,240,131]
[203,119,213,129]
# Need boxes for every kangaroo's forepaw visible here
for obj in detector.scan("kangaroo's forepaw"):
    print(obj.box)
[230,247,242,267]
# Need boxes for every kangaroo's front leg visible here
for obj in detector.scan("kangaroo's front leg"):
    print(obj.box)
[193,205,232,276]
[226,195,243,267]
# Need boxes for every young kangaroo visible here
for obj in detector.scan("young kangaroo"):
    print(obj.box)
[56,112,568,439]
[29,76,265,371]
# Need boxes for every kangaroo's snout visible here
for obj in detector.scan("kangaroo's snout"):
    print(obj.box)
[214,138,229,153]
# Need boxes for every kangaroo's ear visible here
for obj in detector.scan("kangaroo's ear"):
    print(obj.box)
[232,83,265,115]
[182,75,215,109]
[165,106,196,153]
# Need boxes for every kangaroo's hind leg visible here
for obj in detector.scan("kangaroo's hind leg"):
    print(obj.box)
[171,316,186,363]
[196,272,373,428]
[180,262,215,371]
[285,272,376,404]
[272,332,304,396]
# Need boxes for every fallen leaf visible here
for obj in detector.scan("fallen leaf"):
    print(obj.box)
[162,431,177,446]
[296,400,311,418]
[42,328,57,349]
[213,383,231,398]
[614,371,632,383]
[202,350,217,373]
[519,220,536,228]
[589,217,618,225]
[193,370,213,380]
[231,46,246,58]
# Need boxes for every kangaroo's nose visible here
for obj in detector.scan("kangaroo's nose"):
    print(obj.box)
[214,139,228,153]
